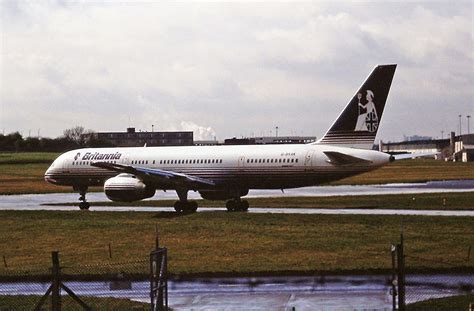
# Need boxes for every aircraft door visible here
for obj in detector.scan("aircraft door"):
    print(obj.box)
[304,150,315,170]
[122,153,130,165]
[238,156,246,169]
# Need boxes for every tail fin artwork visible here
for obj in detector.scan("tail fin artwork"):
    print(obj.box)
[316,64,397,149]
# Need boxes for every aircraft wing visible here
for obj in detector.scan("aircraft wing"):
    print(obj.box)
[91,162,216,188]
[323,151,372,165]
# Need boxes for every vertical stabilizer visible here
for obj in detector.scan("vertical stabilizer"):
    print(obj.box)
[316,64,396,149]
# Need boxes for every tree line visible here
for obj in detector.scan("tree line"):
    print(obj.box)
[0,126,115,152]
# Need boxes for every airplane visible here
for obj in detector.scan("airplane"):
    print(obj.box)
[45,64,397,212]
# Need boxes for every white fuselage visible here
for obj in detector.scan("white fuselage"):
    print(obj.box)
[45,143,390,191]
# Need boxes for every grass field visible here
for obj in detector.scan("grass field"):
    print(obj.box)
[0,211,472,276]
[0,152,473,195]
[55,192,474,210]
[0,152,65,194]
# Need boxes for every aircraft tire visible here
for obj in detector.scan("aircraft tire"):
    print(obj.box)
[226,200,236,212]
[241,200,249,212]
[79,202,90,210]
[174,201,183,212]
[187,201,198,213]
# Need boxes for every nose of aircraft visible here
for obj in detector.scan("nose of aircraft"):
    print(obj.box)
[44,155,64,184]
[44,163,55,184]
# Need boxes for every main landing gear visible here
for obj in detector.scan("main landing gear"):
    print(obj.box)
[174,189,198,213]
[74,185,90,210]
[226,199,249,212]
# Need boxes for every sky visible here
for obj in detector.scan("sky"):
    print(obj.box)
[1,1,472,142]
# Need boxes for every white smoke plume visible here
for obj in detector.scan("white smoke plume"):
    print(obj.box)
[179,121,216,141]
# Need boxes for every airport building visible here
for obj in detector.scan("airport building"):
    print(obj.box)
[221,136,317,145]
[454,134,474,162]
[194,136,317,146]
[96,128,193,147]
[380,133,474,162]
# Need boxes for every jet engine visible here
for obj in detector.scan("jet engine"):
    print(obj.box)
[104,173,155,202]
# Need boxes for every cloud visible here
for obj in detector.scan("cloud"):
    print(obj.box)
[1,1,472,141]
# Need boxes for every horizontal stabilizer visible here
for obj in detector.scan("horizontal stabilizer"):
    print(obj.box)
[324,151,372,165]
[392,152,439,161]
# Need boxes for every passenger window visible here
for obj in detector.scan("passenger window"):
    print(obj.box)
[220,159,222,163]
[296,159,298,163]
[279,159,282,163]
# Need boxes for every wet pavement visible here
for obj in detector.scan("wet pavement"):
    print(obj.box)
[0,180,473,215]
[1,274,472,310]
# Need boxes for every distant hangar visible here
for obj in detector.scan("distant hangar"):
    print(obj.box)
[381,133,473,162]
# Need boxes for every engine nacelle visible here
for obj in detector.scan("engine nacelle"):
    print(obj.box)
[104,174,155,202]
[199,189,249,201]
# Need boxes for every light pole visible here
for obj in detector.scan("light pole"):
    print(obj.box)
[458,114,462,136]
[467,115,471,134]
[441,130,444,139]
[275,126,279,138]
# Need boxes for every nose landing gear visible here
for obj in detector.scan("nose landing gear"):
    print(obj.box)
[75,186,90,210]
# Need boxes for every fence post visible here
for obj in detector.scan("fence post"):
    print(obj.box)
[397,234,406,310]
[391,245,397,310]
[51,251,61,311]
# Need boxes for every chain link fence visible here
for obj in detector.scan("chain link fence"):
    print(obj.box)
[0,251,168,311]
[392,235,474,310]
[404,255,474,308]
